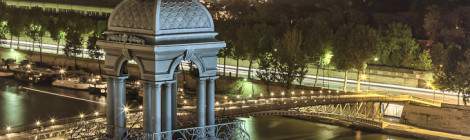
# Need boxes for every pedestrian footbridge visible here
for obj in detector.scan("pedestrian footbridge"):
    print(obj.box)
[0,93,436,139]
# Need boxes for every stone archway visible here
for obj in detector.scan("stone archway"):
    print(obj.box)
[97,0,225,139]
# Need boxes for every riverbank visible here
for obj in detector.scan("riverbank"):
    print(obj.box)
[283,112,470,140]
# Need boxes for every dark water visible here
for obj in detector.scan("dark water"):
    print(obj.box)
[241,116,418,140]
[0,78,105,128]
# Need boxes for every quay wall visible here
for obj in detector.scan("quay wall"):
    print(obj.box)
[402,103,470,136]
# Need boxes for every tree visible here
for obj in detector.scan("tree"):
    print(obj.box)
[7,8,27,49]
[299,17,333,87]
[64,28,83,70]
[380,23,423,69]
[423,5,441,41]
[47,16,66,54]
[87,33,103,76]
[0,21,7,40]
[235,24,273,79]
[333,24,380,92]
[256,51,278,94]
[26,24,44,63]
[274,28,308,90]
[433,44,468,105]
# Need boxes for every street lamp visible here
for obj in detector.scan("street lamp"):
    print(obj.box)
[36,121,41,126]
[59,69,66,80]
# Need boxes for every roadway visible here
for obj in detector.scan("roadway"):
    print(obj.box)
[0,39,461,105]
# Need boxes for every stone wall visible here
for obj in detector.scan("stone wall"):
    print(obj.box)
[402,103,470,136]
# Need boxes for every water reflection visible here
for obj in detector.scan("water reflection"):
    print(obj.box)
[241,116,418,140]
[0,78,105,127]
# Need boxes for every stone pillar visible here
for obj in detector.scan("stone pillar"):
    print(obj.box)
[198,78,207,127]
[171,80,178,129]
[106,76,127,139]
[162,81,174,140]
[207,77,217,138]
[143,81,163,140]
[106,77,115,137]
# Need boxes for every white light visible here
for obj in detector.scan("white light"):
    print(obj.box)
[79,114,85,118]
[94,112,99,116]
[36,121,41,126]
[139,105,143,109]
[50,119,56,123]
[6,126,11,131]
[124,106,130,112]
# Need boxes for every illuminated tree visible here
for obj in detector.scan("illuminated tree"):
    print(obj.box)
[299,17,333,87]
[333,24,380,92]
[274,28,308,89]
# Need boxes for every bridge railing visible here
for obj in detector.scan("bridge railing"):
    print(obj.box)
[127,120,250,140]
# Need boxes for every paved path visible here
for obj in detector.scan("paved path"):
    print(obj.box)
[384,122,470,140]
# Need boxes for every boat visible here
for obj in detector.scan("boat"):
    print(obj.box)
[0,58,16,77]
[52,79,90,90]
[88,82,107,95]
[11,62,57,84]
[0,71,14,77]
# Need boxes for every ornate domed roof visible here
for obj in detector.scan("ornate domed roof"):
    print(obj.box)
[106,0,216,44]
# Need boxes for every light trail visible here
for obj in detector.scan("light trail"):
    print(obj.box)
[21,87,105,105]
[0,39,458,98]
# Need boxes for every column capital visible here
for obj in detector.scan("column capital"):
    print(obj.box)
[104,75,129,80]
[208,76,219,80]
[164,80,177,85]
[199,76,219,81]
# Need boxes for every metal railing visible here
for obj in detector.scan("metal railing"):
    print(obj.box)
[128,120,249,140]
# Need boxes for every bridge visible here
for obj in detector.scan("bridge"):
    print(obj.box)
[0,92,437,139]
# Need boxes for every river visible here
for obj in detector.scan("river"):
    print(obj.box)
[241,116,418,140]
[0,78,416,139]
[0,77,105,128]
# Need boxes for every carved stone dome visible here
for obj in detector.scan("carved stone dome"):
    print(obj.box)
[107,0,217,44]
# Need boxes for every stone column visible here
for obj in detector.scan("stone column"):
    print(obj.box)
[143,81,163,140]
[171,80,178,129]
[206,77,217,138]
[162,81,174,140]
[198,78,207,127]
[106,76,128,139]
[106,77,115,137]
